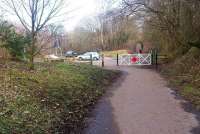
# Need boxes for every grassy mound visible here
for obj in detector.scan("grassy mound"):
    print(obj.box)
[161,47,200,109]
[0,62,120,133]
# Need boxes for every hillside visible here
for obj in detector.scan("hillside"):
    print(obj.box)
[0,62,120,133]
[161,47,200,109]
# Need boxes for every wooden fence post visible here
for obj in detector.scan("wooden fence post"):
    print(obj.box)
[117,53,119,66]
[150,49,153,65]
[155,50,158,69]
[90,54,93,65]
[102,54,104,67]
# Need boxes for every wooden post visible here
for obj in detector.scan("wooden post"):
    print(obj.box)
[152,49,156,65]
[90,54,93,65]
[102,54,104,67]
[155,50,158,69]
[154,49,156,65]
[150,49,153,65]
[117,53,119,66]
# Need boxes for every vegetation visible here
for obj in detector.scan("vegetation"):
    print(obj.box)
[64,7,139,52]
[0,20,30,61]
[132,0,200,58]
[0,62,120,133]
[4,33,30,61]
[2,0,67,69]
[161,47,200,109]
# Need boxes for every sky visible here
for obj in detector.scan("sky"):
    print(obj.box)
[63,0,121,31]
[63,0,99,31]
[1,0,121,32]
[2,0,100,32]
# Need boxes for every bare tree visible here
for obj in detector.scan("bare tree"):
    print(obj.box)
[97,0,116,50]
[2,0,67,69]
[122,0,200,56]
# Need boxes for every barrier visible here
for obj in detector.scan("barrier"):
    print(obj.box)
[119,54,152,66]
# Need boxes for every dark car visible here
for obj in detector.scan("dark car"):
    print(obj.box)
[65,51,78,57]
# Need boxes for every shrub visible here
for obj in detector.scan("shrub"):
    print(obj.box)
[0,20,30,61]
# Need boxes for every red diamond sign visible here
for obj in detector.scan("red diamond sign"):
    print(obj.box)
[131,56,139,63]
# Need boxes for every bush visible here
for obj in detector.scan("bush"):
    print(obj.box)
[5,32,30,60]
[0,20,30,61]
[161,47,200,109]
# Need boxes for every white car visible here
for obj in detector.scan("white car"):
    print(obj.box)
[77,52,100,61]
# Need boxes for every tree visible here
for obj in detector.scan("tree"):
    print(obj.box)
[47,24,65,56]
[0,20,13,44]
[122,0,200,57]
[97,0,117,50]
[4,32,30,61]
[0,20,30,60]
[2,0,66,69]
[0,20,13,60]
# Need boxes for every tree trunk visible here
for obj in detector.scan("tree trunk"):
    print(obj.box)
[29,33,36,70]
[100,28,104,50]
[29,55,34,70]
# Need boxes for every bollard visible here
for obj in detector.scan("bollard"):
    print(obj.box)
[90,54,93,65]
[102,54,104,67]
[155,50,158,69]
[117,53,119,66]
[152,49,156,65]
[150,49,153,65]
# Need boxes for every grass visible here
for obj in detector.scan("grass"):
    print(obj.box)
[161,47,200,109]
[101,50,128,58]
[0,62,121,133]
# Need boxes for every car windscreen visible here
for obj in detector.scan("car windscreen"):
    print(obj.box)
[66,51,73,54]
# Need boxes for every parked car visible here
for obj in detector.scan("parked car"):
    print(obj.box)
[77,52,100,61]
[65,51,78,57]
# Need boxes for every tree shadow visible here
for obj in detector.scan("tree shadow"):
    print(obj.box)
[82,70,128,134]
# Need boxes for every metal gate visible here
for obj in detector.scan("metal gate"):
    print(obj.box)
[119,54,152,66]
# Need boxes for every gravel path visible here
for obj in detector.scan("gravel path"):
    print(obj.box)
[83,58,200,134]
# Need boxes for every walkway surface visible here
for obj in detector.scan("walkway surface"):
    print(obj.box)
[83,58,200,134]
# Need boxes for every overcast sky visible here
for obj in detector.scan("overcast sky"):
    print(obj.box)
[1,0,121,32]
[1,0,101,32]
[64,0,120,31]
[64,0,99,31]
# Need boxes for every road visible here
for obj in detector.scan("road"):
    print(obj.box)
[83,57,200,134]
